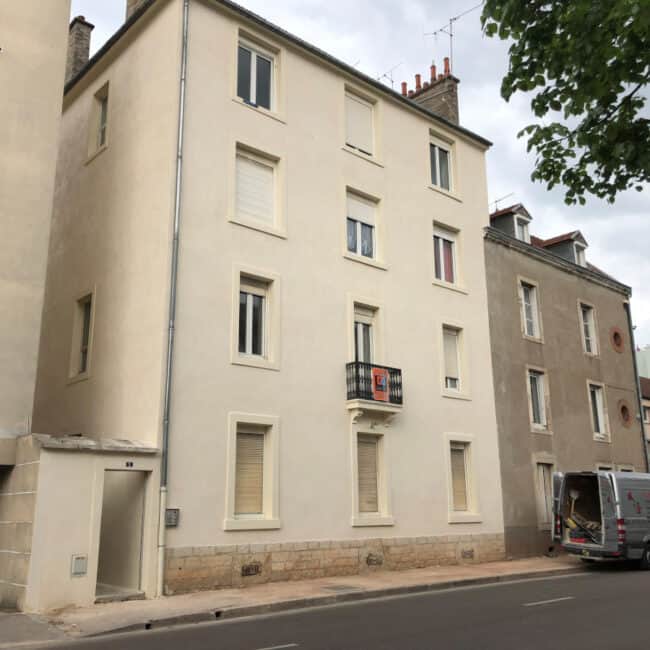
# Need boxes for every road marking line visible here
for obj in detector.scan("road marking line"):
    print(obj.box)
[254,644,299,650]
[523,596,575,607]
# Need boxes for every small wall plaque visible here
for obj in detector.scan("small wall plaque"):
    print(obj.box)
[71,554,88,577]
[165,508,180,528]
[241,562,262,577]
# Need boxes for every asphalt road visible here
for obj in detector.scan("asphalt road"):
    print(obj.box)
[32,565,650,650]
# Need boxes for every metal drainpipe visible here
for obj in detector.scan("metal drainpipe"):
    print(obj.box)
[157,0,190,598]
[624,300,650,473]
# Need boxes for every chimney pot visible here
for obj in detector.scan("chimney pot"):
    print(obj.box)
[415,73,422,91]
[443,57,451,76]
[438,73,444,80]
[430,64,437,82]
[65,16,94,84]
[401,82,408,97]
[423,81,430,89]
[408,89,414,98]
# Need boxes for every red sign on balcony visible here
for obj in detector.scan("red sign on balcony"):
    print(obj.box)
[371,367,390,402]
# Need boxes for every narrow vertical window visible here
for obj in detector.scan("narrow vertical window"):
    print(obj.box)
[528,369,547,427]
[450,443,468,511]
[430,143,451,191]
[98,95,108,148]
[235,147,276,226]
[238,278,267,357]
[357,434,379,514]
[88,83,109,157]
[346,192,376,259]
[515,217,530,243]
[234,428,265,516]
[520,281,540,338]
[237,42,273,110]
[443,327,461,391]
[536,463,553,526]
[575,244,586,267]
[79,296,92,374]
[580,304,597,354]
[70,293,94,379]
[644,406,650,424]
[345,92,374,155]
[433,227,457,284]
[589,383,608,438]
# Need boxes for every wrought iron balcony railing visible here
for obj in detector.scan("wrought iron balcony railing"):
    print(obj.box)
[346,361,403,406]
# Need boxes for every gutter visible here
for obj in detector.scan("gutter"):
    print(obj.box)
[157,0,190,598]
[624,301,650,473]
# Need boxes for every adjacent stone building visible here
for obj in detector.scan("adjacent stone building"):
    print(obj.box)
[485,204,648,558]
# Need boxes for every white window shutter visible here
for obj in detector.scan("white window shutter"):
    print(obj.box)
[357,435,379,513]
[443,329,459,379]
[450,444,468,511]
[236,153,274,224]
[345,93,373,155]
[235,432,264,515]
[346,192,375,225]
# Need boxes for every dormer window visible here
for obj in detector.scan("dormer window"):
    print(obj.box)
[515,216,531,244]
[574,243,586,267]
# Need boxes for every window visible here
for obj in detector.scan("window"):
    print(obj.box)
[597,464,614,471]
[450,442,469,511]
[88,83,109,157]
[235,147,276,226]
[443,327,461,391]
[430,142,451,191]
[580,303,597,355]
[354,304,375,363]
[225,413,280,530]
[617,465,635,473]
[644,406,650,424]
[346,192,376,259]
[589,383,609,439]
[239,281,266,357]
[234,426,265,516]
[433,226,457,284]
[515,217,530,244]
[528,369,548,429]
[69,293,94,380]
[535,463,553,527]
[345,91,374,155]
[237,42,273,110]
[519,280,541,339]
[357,434,379,514]
[575,243,586,267]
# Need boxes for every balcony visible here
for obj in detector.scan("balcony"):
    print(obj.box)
[346,362,403,421]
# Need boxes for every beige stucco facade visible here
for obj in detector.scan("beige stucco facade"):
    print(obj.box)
[0,1,70,439]
[485,224,647,558]
[25,0,505,610]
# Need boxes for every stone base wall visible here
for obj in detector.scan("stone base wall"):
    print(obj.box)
[165,533,505,595]
[0,436,40,610]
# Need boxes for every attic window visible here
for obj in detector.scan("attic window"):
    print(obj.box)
[574,243,586,267]
[515,216,531,244]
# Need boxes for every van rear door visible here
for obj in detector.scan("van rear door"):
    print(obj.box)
[552,472,564,542]
[599,473,618,551]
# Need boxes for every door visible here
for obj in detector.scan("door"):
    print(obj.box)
[552,472,564,542]
[598,473,618,551]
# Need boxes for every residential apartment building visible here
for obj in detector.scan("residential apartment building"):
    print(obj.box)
[0,1,71,610]
[485,204,648,558]
[8,0,506,611]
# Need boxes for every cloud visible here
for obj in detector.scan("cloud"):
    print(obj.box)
[70,0,650,343]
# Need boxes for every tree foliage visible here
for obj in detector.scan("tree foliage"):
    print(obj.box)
[481,0,650,204]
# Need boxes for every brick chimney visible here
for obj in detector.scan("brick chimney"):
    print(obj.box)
[65,16,94,84]
[126,0,148,20]
[400,57,460,124]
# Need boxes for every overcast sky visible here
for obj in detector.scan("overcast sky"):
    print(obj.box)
[70,0,650,345]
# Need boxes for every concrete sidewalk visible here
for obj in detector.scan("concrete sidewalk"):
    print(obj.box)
[0,612,66,649]
[45,555,583,639]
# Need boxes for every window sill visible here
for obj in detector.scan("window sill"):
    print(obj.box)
[432,279,468,295]
[228,216,287,240]
[448,512,482,524]
[224,517,281,531]
[522,334,544,344]
[343,252,387,271]
[342,146,384,168]
[84,144,108,166]
[232,355,280,372]
[67,371,91,385]
[232,97,286,124]
[594,434,611,443]
[531,427,553,436]
[583,352,600,359]
[351,515,394,527]
[441,390,471,401]
[428,184,462,203]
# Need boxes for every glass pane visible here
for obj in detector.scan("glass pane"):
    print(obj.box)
[590,387,601,432]
[362,323,372,363]
[361,223,374,258]
[433,236,441,280]
[347,218,357,253]
[438,148,450,190]
[237,46,252,103]
[443,239,454,283]
[430,144,438,186]
[256,55,272,109]
[98,98,108,146]
[252,295,264,356]
[238,292,247,353]
[530,374,541,423]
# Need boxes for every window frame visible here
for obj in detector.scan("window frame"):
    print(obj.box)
[574,243,587,267]
[578,300,599,356]
[534,461,554,530]
[347,295,384,364]
[429,138,453,192]
[68,289,96,383]
[444,433,481,524]
[526,366,551,433]
[86,82,109,161]
[231,265,281,371]
[518,277,543,342]
[433,224,459,287]
[514,214,531,244]
[587,380,610,442]
[643,405,650,425]
[344,89,375,157]
[344,189,382,267]
[224,412,280,530]
[440,323,470,399]
[238,279,267,358]
[236,38,276,111]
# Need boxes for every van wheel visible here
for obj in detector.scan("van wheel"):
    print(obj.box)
[639,546,650,570]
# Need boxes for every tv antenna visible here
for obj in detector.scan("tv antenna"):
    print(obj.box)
[377,62,403,89]
[424,1,484,73]
[489,192,515,212]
